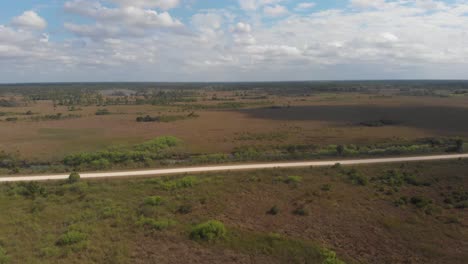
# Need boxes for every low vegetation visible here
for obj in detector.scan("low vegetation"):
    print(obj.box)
[0,161,466,263]
[190,220,227,242]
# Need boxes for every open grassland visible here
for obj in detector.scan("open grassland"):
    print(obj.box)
[1,82,468,173]
[0,95,468,160]
[0,160,467,263]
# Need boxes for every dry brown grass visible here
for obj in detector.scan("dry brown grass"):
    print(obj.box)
[1,94,468,161]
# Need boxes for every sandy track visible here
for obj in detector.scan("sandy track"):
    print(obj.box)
[1,154,468,183]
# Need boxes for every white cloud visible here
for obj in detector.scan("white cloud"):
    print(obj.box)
[11,11,47,30]
[350,0,387,9]
[264,5,288,17]
[381,32,398,42]
[238,0,284,11]
[3,0,468,82]
[108,0,180,10]
[295,2,316,11]
[64,1,182,28]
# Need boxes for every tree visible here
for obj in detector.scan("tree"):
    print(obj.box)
[336,145,345,156]
[456,139,464,153]
[68,172,80,184]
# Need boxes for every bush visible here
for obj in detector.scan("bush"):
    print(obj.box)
[137,217,176,231]
[144,196,164,206]
[293,207,309,216]
[95,109,110,115]
[321,184,332,191]
[347,169,368,186]
[0,246,9,264]
[15,182,47,198]
[410,196,432,208]
[177,204,192,214]
[68,172,80,184]
[56,230,87,246]
[267,205,279,215]
[394,196,408,207]
[190,220,226,242]
[275,176,302,185]
[321,248,345,264]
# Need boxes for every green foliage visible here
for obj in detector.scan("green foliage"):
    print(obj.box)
[0,247,9,264]
[190,220,227,242]
[10,182,47,198]
[149,176,199,191]
[443,189,468,209]
[143,196,164,206]
[376,170,428,187]
[346,169,368,186]
[136,114,198,123]
[95,109,110,115]
[321,184,332,191]
[68,172,80,184]
[267,205,279,215]
[30,113,80,121]
[275,176,302,185]
[410,196,433,208]
[225,230,344,264]
[177,204,192,214]
[56,230,87,246]
[393,196,409,207]
[293,206,309,216]
[137,217,176,231]
[321,248,346,264]
[63,136,180,169]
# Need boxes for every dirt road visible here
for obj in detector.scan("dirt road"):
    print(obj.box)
[1,154,467,182]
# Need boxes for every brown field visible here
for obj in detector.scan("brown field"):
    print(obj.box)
[1,93,468,162]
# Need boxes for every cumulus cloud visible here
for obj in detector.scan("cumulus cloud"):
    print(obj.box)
[264,5,288,17]
[108,0,180,10]
[295,2,316,11]
[64,1,182,28]
[350,0,387,9]
[238,0,285,11]
[11,11,47,30]
[2,0,468,82]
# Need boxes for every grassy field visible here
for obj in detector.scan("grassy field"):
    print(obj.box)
[0,160,467,263]
[1,86,468,168]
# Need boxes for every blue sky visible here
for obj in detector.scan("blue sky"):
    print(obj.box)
[1,0,468,82]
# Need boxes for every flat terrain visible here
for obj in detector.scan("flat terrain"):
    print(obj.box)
[0,160,467,263]
[1,92,468,163]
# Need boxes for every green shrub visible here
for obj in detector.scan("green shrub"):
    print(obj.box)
[293,207,309,216]
[410,196,432,208]
[347,169,368,186]
[56,230,87,246]
[267,205,279,215]
[95,109,110,115]
[394,196,408,207]
[275,176,302,185]
[137,217,176,231]
[68,172,80,184]
[190,220,226,242]
[321,248,345,264]
[177,204,192,214]
[15,182,47,198]
[321,184,332,191]
[285,176,302,184]
[144,196,164,206]
[0,246,9,264]
[158,176,199,190]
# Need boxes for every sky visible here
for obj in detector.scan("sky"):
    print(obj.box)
[1,0,468,82]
